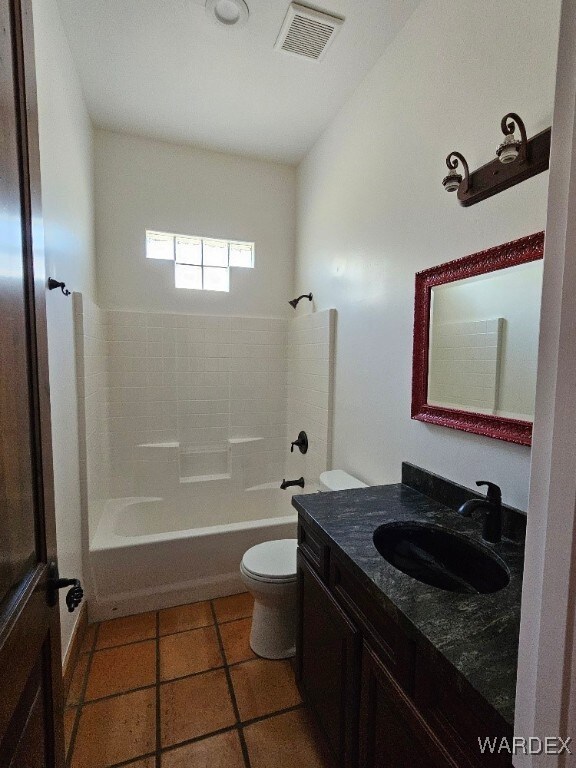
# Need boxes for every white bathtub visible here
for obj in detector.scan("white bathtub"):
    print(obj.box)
[88,484,311,621]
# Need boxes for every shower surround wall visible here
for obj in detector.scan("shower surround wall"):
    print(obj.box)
[104,310,289,500]
[75,307,335,537]
[74,295,110,538]
[286,310,336,483]
[75,304,335,613]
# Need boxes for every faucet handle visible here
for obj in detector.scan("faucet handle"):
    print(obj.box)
[476,481,502,504]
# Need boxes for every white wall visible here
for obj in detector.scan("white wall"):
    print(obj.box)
[94,130,296,318]
[33,0,95,659]
[296,0,560,511]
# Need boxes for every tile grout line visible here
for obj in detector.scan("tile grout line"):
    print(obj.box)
[152,702,307,763]
[155,611,161,768]
[157,724,239,760]
[66,621,100,768]
[66,598,305,768]
[85,634,158,653]
[65,645,260,710]
[69,653,294,709]
[106,704,308,768]
[79,609,251,655]
[108,752,157,768]
[209,600,253,768]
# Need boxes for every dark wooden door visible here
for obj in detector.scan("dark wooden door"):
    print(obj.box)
[296,552,361,768]
[0,1,65,766]
[359,643,457,768]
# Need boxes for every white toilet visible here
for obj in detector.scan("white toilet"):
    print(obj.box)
[240,470,367,659]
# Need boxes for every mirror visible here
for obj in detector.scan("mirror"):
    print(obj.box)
[412,232,544,446]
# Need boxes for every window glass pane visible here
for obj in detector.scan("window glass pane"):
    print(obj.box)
[203,239,229,267]
[175,263,202,290]
[176,236,202,265]
[229,242,254,268]
[146,231,174,260]
[203,267,230,292]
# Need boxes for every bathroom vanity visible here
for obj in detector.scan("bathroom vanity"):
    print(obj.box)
[292,464,525,768]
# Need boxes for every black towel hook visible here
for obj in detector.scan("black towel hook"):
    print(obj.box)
[48,277,71,296]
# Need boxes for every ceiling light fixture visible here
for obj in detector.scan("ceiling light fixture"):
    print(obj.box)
[206,0,249,27]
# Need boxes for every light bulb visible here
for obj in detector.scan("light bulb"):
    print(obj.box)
[497,133,520,164]
[442,171,462,193]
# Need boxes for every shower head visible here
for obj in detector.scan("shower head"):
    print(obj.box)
[289,293,313,309]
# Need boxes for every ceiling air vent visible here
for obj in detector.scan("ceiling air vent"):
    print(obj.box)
[274,3,343,62]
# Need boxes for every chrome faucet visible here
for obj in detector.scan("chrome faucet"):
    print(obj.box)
[458,481,502,543]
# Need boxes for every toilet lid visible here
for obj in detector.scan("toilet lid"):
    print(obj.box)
[242,539,297,581]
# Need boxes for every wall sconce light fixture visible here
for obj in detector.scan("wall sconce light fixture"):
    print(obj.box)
[496,113,527,165]
[442,113,551,207]
[442,152,469,194]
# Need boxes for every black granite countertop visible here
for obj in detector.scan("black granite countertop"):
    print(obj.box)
[292,479,524,726]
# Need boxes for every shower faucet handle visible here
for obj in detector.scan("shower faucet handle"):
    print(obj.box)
[290,431,308,455]
[280,477,305,490]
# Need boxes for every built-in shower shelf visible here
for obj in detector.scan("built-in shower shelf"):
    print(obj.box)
[180,473,232,484]
[137,441,180,449]
[180,446,228,455]
[228,437,263,445]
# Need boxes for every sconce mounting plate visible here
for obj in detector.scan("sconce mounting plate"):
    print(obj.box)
[456,127,551,207]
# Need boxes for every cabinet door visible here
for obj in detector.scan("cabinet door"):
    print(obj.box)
[297,551,361,768]
[360,644,458,768]
[415,649,513,768]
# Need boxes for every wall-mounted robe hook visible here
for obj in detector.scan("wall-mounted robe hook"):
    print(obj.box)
[48,278,71,296]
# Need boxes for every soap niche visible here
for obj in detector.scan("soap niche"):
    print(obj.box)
[179,445,230,483]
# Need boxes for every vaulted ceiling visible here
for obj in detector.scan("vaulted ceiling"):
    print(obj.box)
[56,0,420,164]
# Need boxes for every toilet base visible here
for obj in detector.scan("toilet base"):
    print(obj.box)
[249,594,296,659]
[240,566,297,660]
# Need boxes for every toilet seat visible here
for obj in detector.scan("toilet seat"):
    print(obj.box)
[241,539,297,583]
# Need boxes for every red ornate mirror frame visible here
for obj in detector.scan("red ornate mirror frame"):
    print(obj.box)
[412,231,544,446]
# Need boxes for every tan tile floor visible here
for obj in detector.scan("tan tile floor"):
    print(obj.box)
[65,593,335,768]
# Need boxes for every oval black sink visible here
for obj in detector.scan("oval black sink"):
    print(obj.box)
[373,522,510,595]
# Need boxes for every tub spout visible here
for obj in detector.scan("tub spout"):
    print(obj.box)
[280,477,305,490]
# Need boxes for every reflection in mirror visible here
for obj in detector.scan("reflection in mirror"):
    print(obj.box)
[427,261,543,421]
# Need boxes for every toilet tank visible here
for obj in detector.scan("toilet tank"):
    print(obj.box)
[319,470,367,492]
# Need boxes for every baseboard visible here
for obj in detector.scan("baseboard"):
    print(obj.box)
[62,601,88,701]
[88,571,245,623]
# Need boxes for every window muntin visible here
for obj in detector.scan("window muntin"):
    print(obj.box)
[146,231,174,260]
[146,230,254,292]
[175,263,203,290]
[175,236,202,265]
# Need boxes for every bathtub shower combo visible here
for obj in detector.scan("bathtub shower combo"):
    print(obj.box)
[76,300,336,621]
[91,481,305,619]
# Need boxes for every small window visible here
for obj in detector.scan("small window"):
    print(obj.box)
[146,230,254,292]
[146,231,174,261]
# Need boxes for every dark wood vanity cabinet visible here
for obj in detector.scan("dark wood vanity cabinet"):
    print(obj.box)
[359,644,457,768]
[296,519,513,768]
[296,552,361,768]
